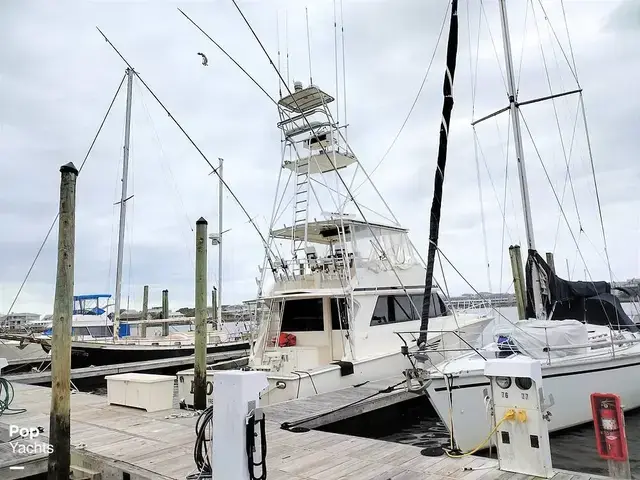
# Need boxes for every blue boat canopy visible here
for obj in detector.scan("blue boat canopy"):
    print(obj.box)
[74,294,112,301]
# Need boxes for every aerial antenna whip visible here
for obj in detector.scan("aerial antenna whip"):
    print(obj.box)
[305,7,313,85]
[276,12,282,98]
[286,11,290,88]
[340,0,348,143]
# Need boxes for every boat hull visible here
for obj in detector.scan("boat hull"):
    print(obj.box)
[41,340,251,368]
[426,352,640,452]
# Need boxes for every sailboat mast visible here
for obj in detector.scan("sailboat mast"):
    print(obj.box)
[113,67,134,340]
[497,0,544,318]
[217,157,223,330]
[418,0,459,347]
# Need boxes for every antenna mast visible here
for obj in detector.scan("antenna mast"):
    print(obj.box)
[497,0,544,318]
[217,157,224,329]
[305,7,313,85]
[113,67,135,340]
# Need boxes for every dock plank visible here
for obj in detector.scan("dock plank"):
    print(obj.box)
[0,382,620,480]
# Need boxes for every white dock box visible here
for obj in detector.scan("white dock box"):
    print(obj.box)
[105,373,174,412]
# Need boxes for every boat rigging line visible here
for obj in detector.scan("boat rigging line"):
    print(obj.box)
[351,0,450,197]
[418,0,459,348]
[96,27,280,277]
[2,72,127,324]
[467,0,492,293]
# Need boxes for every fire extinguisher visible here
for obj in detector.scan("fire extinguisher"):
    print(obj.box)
[600,400,623,458]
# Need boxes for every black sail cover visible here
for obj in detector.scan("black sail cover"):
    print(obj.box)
[524,250,637,330]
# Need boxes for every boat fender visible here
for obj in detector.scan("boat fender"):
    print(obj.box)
[331,361,354,376]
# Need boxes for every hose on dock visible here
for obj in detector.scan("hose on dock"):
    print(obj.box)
[187,405,213,479]
[0,377,26,416]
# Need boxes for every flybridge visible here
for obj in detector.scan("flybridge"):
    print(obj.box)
[277,82,356,176]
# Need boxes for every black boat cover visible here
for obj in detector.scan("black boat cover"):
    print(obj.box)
[524,250,637,331]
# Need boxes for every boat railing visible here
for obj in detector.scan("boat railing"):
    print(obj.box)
[393,328,640,367]
[393,329,488,361]
[447,298,493,312]
[272,257,354,289]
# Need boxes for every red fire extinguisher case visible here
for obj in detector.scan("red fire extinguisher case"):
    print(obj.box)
[590,393,628,461]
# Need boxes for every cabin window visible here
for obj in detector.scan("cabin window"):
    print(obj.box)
[393,295,418,322]
[280,298,324,332]
[71,327,91,336]
[370,293,446,326]
[331,298,349,330]
[87,326,112,338]
[371,296,391,325]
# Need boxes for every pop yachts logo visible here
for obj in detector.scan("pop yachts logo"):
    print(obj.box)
[9,426,54,455]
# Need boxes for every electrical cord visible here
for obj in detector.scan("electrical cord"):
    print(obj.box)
[246,409,267,480]
[187,405,212,480]
[444,409,516,458]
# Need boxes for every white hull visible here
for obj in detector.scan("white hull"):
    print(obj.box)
[177,349,411,408]
[176,316,493,407]
[427,349,640,452]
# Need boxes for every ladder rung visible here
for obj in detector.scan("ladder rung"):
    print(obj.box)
[295,210,306,214]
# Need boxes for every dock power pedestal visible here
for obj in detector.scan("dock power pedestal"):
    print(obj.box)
[212,371,269,480]
[484,357,554,478]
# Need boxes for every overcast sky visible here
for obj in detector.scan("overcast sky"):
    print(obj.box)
[1,0,639,315]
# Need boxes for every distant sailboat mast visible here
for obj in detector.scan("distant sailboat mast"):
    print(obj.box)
[113,67,135,340]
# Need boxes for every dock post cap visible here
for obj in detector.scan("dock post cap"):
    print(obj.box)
[196,217,208,225]
[60,162,79,175]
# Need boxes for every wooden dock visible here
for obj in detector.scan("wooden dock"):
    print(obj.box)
[0,382,617,480]
[3,351,248,384]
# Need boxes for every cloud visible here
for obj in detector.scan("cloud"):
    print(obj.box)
[1,0,639,315]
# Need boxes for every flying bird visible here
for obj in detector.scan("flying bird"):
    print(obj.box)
[197,52,208,66]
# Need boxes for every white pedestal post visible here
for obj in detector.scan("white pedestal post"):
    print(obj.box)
[212,371,268,480]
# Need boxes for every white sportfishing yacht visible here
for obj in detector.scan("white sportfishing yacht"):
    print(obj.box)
[402,0,640,454]
[241,80,494,406]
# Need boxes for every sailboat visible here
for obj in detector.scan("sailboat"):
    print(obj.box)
[404,0,640,454]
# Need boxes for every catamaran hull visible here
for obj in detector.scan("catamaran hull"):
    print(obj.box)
[426,353,640,452]
[41,341,250,368]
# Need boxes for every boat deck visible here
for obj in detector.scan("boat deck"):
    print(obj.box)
[0,382,617,480]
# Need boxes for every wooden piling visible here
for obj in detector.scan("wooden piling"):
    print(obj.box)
[162,289,169,336]
[141,285,149,338]
[545,252,556,274]
[509,245,526,320]
[194,217,208,410]
[48,162,78,480]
